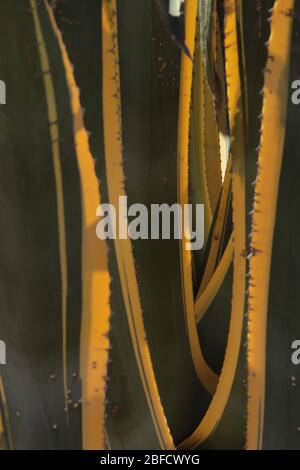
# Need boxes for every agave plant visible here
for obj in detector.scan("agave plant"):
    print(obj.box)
[0,0,298,450]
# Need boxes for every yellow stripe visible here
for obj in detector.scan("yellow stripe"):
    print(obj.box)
[246,0,294,450]
[102,0,174,450]
[0,375,13,449]
[44,1,112,449]
[179,0,246,447]
[178,0,218,395]
[30,0,69,418]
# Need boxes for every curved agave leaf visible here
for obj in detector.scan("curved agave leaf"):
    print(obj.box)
[195,235,233,323]
[179,0,247,449]
[178,0,218,396]
[194,160,233,380]
[195,172,233,384]
[197,156,232,298]
[107,0,213,446]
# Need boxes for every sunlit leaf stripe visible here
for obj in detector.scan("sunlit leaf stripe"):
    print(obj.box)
[246,0,295,450]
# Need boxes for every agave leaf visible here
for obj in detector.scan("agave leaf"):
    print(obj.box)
[195,234,233,323]
[106,296,163,450]
[199,0,220,103]
[215,6,229,177]
[197,156,232,297]
[44,0,112,449]
[178,0,218,396]
[51,0,176,449]
[193,0,279,450]
[179,0,247,449]
[204,78,223,214]
[189,31,213,288]
[246,0,295,450]
[197,262,233,383]
[105,0,214,446]
[195,181,233,382]
[32,0,69,417]
[49,0,104,175]
[193,156,233,383]
[102,0,175,450]
[237,0,275,245]
[0,0,83,449]
[258,9,300,448]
